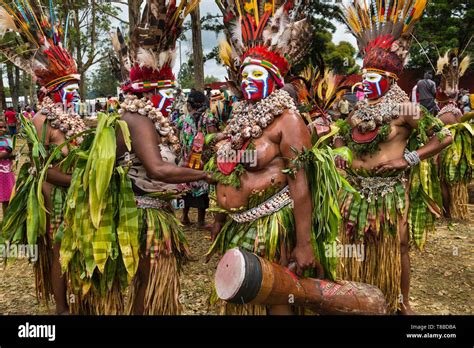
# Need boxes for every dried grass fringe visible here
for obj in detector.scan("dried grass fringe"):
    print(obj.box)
[337,228,401,314]
[219,301,267,315]
[68,280,124,315]
[449,182,469,220]
[126,253,181,315]
[33,235,54,307]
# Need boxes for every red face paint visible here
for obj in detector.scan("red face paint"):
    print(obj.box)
[363,72,390,100]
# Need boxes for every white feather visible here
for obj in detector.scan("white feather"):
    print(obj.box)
[110,32,121,54]
[158,51,168,69]
[168,50,177,67]
[436,52,449,75]
[137,48,158,70]
[230,20,244,50]
[270,6,290,47]
[459,55,470,77]
[0,7,17,36]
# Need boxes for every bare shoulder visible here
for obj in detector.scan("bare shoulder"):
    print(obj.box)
[438,112,458,126]
[32,112,46,128]
[121,112,154,129]
[277,109,311,148]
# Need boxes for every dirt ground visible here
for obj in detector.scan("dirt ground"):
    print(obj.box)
[0,206,472,315]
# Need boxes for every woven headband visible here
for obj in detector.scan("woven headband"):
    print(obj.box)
[129,80,176,92]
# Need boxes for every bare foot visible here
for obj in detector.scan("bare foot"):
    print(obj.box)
[399,303,416,315]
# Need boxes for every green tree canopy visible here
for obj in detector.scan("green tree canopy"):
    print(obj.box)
[86,59,119,99]
[408,0,473,72]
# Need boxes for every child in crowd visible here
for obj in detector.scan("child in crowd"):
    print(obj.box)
[0,120,15,215]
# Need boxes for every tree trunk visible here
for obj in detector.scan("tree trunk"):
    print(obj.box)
[22,70,30,106]
[6,63,18,111]
[191,5,204,91]
[14,66,21,109]
[0,64,6,112]
[30,78,37,107]
[128,0,143,37]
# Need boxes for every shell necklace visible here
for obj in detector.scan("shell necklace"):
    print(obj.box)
[118,94,180,154]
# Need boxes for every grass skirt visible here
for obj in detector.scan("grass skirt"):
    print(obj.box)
[126,205,189,315]
[337,175,406,313]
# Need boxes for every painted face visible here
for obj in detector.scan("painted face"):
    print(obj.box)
[150,88,175,117]
[241,64,275,102]
[61,82,80,111]
[362,72,390,100]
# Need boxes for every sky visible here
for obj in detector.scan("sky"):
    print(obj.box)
[110,0,357,81]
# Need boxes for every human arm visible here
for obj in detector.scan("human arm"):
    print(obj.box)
[123,113,211,183]
[375,107,453,173]
[280,110,322,276]
[46,166,72,187]
[210,212,227,242]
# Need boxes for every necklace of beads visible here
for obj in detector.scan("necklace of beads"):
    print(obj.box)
[40,97,87,145]
[118,94,180,154]
[351,83,408,133]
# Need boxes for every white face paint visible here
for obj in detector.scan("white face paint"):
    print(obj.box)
[363,72,382,84]
[241,64,271,100]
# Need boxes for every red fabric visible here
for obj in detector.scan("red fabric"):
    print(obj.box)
[0,171,14,202]
[4,111,16,125]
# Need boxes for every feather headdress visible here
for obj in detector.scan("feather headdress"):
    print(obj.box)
[297,54,351,119]
[0,0,79,97]
[341,0,427,78]
[110,0,199,93]
[216,0,313,90]
[436,49,470,100]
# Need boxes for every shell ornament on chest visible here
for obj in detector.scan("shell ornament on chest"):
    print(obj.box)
[350,84,409,144]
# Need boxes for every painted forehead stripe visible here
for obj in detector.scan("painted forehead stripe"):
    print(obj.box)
[363,68,399,80]
[242,57,284,87]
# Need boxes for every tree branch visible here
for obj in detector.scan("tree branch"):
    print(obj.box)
[96,3,129,25]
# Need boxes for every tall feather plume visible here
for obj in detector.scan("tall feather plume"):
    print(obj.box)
[0,0,78,87]
[436,51,449,75]
[217,0,313,87]
[128,0,198,71]
[297,55,351,118]
[342,0,427,70]
[342,0,427,55]
[436,48,471,96]
[109,27,131,84]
